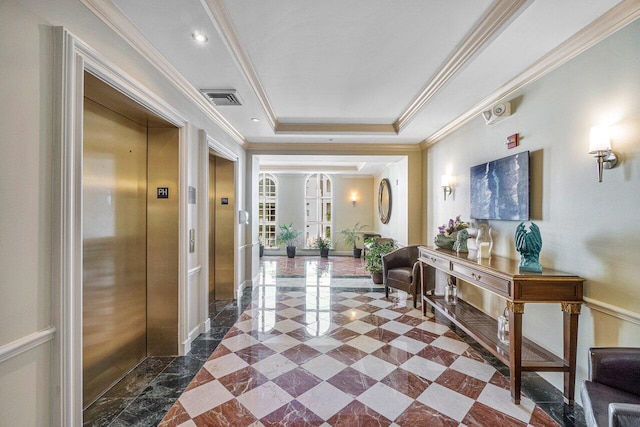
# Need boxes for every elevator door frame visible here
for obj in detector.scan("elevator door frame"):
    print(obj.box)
[198,130,239,331]
[53,28,191,425]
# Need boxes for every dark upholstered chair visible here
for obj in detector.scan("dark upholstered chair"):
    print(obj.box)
[382,245,421,308]
[581,347,640,427]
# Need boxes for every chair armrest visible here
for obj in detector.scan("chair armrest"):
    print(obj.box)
[609,403,640,427]
[589,348,640,396]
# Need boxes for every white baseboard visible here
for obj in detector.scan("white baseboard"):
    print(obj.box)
[201,318,211,334]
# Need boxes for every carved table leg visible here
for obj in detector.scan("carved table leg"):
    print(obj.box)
[507,301,525,404]
[562,302,582,405]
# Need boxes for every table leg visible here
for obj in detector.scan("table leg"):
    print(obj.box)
[507,301,525,404]
[562,303,581,405]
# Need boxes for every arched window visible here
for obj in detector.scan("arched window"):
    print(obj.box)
[258,173,277,248]
[304,173,332,248]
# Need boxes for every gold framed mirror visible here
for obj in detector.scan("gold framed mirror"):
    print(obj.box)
[378,178,392,224]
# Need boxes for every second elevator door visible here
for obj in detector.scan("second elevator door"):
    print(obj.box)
[209,155,235,301]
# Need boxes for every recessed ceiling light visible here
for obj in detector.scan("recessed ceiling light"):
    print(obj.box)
[192,32,208,44]
[250,117,260,122]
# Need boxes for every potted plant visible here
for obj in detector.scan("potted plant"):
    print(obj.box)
[313,237,331,258]
[277,223,301,258]
[365,237,397,284]
[339,222,368,258]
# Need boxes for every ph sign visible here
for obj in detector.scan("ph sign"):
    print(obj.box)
[157,187,169,199]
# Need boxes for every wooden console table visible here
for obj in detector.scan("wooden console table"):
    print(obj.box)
[418,246,584,405]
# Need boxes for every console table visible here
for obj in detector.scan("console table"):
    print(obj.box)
[418,246,584,405]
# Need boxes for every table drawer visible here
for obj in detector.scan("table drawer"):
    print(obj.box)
[452,263,511,297]
[421,253,451,271]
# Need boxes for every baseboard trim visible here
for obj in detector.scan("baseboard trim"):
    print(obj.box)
[201,318,211,334]
[0,326,56,364]
[584,297,640,326]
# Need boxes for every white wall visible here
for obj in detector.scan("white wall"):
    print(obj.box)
[0,0,247,423]
[426,18,640,401]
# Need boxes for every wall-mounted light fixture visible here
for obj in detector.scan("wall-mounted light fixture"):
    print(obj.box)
[441,175,452,201]
[589,126,619,182]
[351,192,357,207]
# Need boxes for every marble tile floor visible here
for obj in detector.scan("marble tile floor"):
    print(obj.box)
[159,284,585,426]
[261,255,369,278]
[82,288,253,427]
[84,256,585,426]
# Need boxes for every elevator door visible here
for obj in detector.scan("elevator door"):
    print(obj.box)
[209,155,235,300]
[82,98,147,407]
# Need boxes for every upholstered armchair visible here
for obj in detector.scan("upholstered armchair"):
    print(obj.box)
[581,347,640,427]
[382,245,421,308]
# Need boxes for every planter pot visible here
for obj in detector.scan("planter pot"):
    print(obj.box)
[286,246,296,258]
[353,248,362,258]
[259,245,264,258]
[320,248,329,258]
[371,272,383,284]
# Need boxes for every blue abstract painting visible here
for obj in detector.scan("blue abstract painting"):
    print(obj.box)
[470,151,529,221]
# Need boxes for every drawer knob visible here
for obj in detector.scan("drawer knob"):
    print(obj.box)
[431,257,437,262]
[472,273,482,281]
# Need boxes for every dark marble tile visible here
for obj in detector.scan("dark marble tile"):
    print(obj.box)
[162,355,205,376]
[189,338,222,358]
[139,372,196,399]
[102,357,174,399]
[536,402,586,427]
[200,326,231,340]
[109,397,176,427]
[83,397,133,427]
[521,372,567,403]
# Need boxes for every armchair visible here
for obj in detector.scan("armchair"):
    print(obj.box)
[581,347,640,427]
[382,245,421,308]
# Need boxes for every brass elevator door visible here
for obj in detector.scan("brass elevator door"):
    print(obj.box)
[209,155,235,301]
[82,99,147,407]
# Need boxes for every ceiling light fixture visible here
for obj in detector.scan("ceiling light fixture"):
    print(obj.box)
[192,32,208,44]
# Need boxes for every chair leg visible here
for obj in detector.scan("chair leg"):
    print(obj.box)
[385,285,389,299]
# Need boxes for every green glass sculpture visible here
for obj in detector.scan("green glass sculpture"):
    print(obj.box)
[452,229,469,253]
[515,222,542,272]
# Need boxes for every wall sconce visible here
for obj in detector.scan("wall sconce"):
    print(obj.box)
[351,192,357,206]
[589,126,619,182]
[441,175,453,201]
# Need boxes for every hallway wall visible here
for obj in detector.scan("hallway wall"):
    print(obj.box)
[0,0,247,424]
[425,18,640,402]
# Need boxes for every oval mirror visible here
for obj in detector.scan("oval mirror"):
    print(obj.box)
[378,178,392,224]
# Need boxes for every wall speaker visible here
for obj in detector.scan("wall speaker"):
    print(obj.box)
[482,102,511,125]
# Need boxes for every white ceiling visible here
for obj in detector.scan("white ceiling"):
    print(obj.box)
[100,0,625,148]
[257,155,404,176]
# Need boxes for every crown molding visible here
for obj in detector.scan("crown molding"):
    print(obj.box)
[275,123,397,135]
[247,142,421,153]
[200,0,278,130]
[420,0,640,150]
[395,0,530,133]
[81,0,247,146]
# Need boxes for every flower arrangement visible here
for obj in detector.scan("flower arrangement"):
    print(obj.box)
[437,215,469,237]
[435,215,469,250]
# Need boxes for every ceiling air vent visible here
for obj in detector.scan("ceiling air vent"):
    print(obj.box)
[201,89,243,106]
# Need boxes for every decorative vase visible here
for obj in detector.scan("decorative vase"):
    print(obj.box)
[515,222,543,272]
[444,279,457,304]
[353,248,362,258]
[498,308,509,344]
[475,224,493,259]
[320,248,329,258]
[434,232,457,250]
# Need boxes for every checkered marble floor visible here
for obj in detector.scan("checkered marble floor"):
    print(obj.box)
[159,286,558,426]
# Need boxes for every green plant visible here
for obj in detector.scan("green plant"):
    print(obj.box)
[339,222,368,249]
[276,223,301,247]
[365,237,397,274]
[312,237,331,250]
